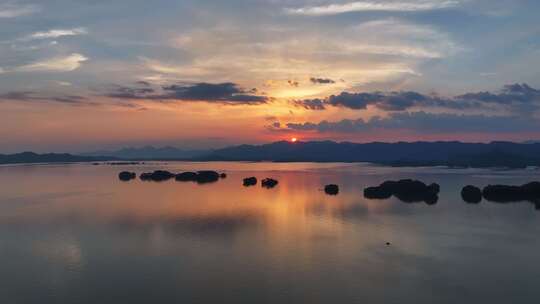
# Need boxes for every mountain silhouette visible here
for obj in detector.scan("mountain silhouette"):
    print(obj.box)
[82,146,210,160]
[199,141,540,168]
[0,152,111,165]
[3,141,540,168]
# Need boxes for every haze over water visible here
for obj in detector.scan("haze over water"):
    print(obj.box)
[0,162,539,304]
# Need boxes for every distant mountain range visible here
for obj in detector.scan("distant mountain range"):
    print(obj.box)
[81,146,210,160]
[0,152,111,165]
[201,141,540,168]
[3,141,540,168]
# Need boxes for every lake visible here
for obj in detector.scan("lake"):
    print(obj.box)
[0,162,539,304]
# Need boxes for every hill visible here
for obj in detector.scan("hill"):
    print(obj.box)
[0,152,112,165]
[200,141,540,168]
[82,146,210,160]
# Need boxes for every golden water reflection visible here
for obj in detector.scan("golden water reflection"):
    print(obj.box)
[1,162,540,304]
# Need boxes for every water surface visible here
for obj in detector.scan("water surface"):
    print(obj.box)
[0,162,539,303]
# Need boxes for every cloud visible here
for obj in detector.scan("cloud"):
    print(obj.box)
[156,18,457,90]
[293,91,435,111]
[327,92,381,110]
[374,91,430,111]
[348,18,460,59]
[293,83,540,112]
[0,3,39,18]
[457,83,540,105]
[24,28,87,40]
[105,82,269,105]
[0,90,143,108]
[0,91,92,105]
[285,1,460,16]
[288,80,299,87]
[105,85,156,99]
[15,54,88,72]
[285,111,540,134]
[310,77,336,84]
[161,83,267,103]
[293,98,327,110]
[135,81,151,87]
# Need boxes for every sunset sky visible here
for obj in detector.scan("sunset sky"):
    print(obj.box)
[1,0,540,153]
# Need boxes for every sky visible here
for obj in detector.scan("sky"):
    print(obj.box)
[1,0,540,153]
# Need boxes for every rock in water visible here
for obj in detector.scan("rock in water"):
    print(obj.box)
[243,177,258,186]
[483,185,526,202]
[363,179,440,205]
[196,171,220,184]
[428,183,440,194]
[118,171,136,181]
[140,170,175,182]
[261,178,279,189]
[364,186,392,199]
[461,185,482,204]
[139,172,153,181]
[482,182,540,203]
[522,182,540,196]
[175,171,220,183]
[175,172,198,182]
[424,194,439,206]
[325,184,339,195]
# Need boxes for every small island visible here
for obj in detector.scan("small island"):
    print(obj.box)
[364,179,440,205]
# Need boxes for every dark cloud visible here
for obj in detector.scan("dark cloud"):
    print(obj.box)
[293,83,540,113]
[310,77,336,84]
[286,111,540,134]
[324,91,472,111]
[293,98,326,110]
[105,82,268,105]
[0,91,34,100]
[376,91,428,111]
[288,80,299,87]
[420,97,483,110]
[457,83,540,104]
[162,82,238,100]
[0,91,94,105]
[106,85,155,99]
[327,92,378,109]
[48,95,89,104]
[135,81,151,86]
[0,90,145,109]
[293,91,431,111]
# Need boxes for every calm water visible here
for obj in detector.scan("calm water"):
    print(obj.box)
[0,162,539,304]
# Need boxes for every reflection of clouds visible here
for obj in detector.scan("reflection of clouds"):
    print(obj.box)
[169,213,261,237]
[332,203,369,219]
[482,198,540,211]
[1,191,98,206]
[308,198,419,221]
[107,211,262,239]
[2,163,539,242]
[3,211,263,259]
[308,201,368,220]
[2,164,540,304]
[32,238,84,272]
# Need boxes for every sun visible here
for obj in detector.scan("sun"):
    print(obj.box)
[291,137,298,143]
